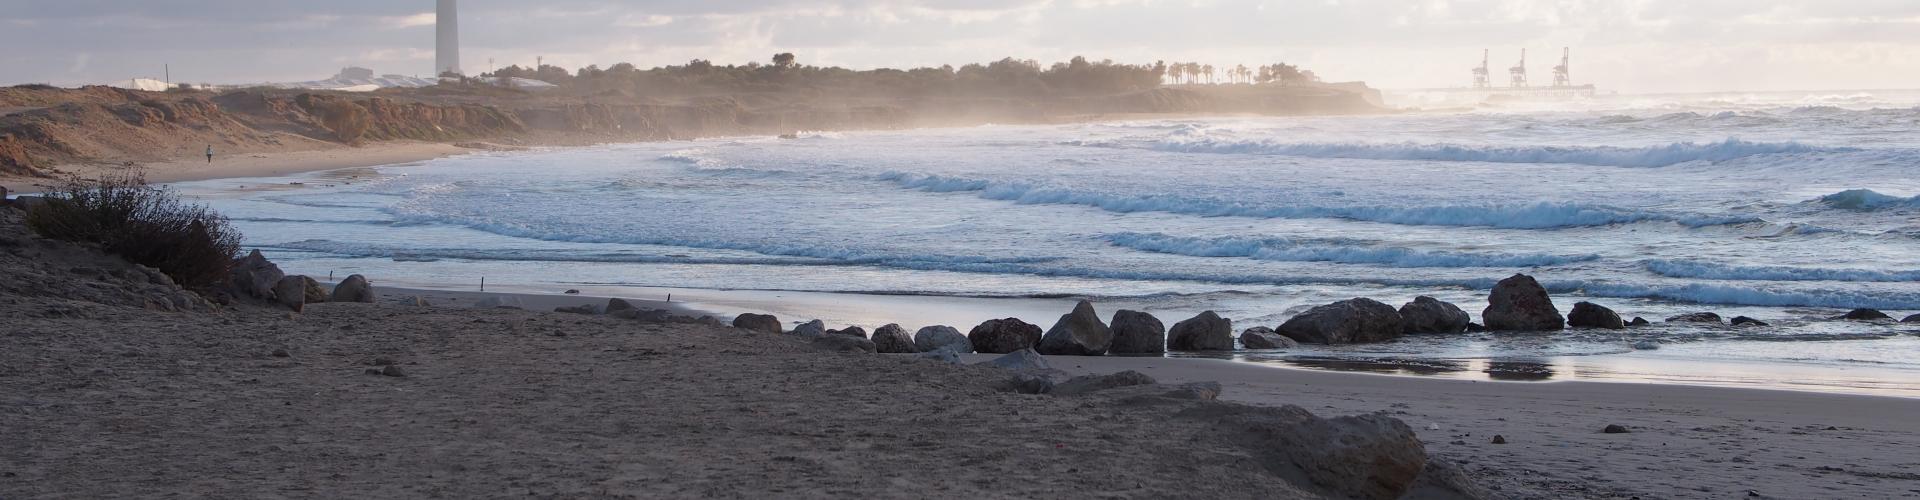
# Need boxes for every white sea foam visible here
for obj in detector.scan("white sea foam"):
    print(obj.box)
[1105,232,1599,268]
[876,172,1759,229]
[1646,259,1920,282]
[1133,137,1839,168]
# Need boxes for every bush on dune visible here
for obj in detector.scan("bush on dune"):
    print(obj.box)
[26,170,241,291]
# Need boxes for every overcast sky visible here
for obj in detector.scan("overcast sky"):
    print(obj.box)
[3,0,1918,93]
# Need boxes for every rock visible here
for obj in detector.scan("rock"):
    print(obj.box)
[564,289,580,294]
[827,326,867,338]
[912,325,971,354]
[968,318,1042,354]
[1665,312,1723,324]
[731,313,782,334]
[791,320,827,338]
[870,324,918,353]
[228,250,285,300]
[1107,309,1166,354]
[329,274,375,303]
[1491,435,1507,444]
[1277,299,1403,344]
[979,348,1052,372]
[914,349,961,364]
[1049,370,1157,396]
[403,295,431,307]
[554,304,598,315]
[1398,296,1471,333]
[1836,308,1891,321]
[606,298,637,314]
[272,276,308,312]
[1404,459,1496,500]
[1482,274,1564,331]
[1036,300,1113,356]
[271,348,290,358]
[1465,322,1486,332]
[300,276,328,304]
[1632,341,1661,350]
[1627,317,1650,327]
[1731,316,1769,327]
[1603,424,1630,434]
[996,374,1056,395]
[379,365,406,377]
[811,335,875,353]
[1239,327,1297,349]
[1566,301,1625,329]
[1904,314,1920,323]
[1167,311,1235,351]
[1196,404,1430,500]
[473,296,524,310]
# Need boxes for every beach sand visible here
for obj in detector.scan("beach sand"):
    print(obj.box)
[1,141,474,193]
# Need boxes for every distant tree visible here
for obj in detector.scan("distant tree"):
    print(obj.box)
[772,52,797,68]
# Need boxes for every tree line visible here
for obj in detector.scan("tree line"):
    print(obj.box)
[475,54,1324,98]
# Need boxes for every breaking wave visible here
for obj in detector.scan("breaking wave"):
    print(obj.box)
[876,172,1760,229]
[1646,259,1920,282]
[1106,232,1599,268]
[1813,189,1920,211]
[1122,137,1839,168]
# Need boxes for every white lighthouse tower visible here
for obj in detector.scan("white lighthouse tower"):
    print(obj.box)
[436,0,462,77]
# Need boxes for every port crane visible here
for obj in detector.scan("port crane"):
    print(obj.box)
[1552,47,1571,87]
[1508,49,1528,88]
[1471,49,1490,89]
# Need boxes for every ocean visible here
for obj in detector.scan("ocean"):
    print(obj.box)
[179,90,1920,396]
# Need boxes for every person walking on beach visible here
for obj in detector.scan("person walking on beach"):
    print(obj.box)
[205,145,214,164]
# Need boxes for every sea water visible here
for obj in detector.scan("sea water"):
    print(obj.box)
[176,90,1920,396]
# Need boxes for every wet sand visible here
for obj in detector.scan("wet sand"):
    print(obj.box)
[2,141,473,193]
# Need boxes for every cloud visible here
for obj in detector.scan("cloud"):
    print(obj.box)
[380,12,438,29]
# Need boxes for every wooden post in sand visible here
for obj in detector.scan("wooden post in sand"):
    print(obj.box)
[480,277,486,292]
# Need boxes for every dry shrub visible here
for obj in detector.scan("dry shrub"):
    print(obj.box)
[26,170,241,291]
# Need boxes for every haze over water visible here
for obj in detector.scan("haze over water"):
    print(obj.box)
[182,90,1920,396]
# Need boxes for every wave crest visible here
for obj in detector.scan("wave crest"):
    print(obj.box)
[1106,232,1599,268]
[1117,137,1840,168]
[1646,259,1920,282]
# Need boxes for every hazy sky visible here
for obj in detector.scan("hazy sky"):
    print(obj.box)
[4,0,1918,93]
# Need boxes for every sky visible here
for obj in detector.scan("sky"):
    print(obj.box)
[3,0,1919,93]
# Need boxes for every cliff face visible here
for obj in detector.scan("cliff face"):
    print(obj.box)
[0,83,1382,178]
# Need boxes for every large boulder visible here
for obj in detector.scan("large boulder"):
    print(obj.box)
[1665,312,1722,324]
[1278,298,1404,344]
[1167,311,1235,351]
[228,250,285,300]
[871,324,918,353]
[969,318,1042,354]
[913,325,972,354]
[300,276,328,304]
[1036,300,1113,356]
[1731,316,1769,327]
[1566,301,1625,330]
[1904,313,1920,323]
[1398,296,1470,333]
[1482,274,1564,331]
[272,276,308,312]
[811,335,875,353]
[731,313,782,334]
[329,274,375,303]
[791,320,827,338]
[1107,310,1167,354]
[1239,327,1297,349]
[828,326,868,338]
[1837,308,1891,321]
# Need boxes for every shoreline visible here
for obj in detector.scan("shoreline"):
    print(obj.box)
[1,141,475,193]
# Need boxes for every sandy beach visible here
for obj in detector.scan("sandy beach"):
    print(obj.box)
[1,141,474,193]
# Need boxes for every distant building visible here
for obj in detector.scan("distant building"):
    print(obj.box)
[336,67,376,80]
[437,0,461,77]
